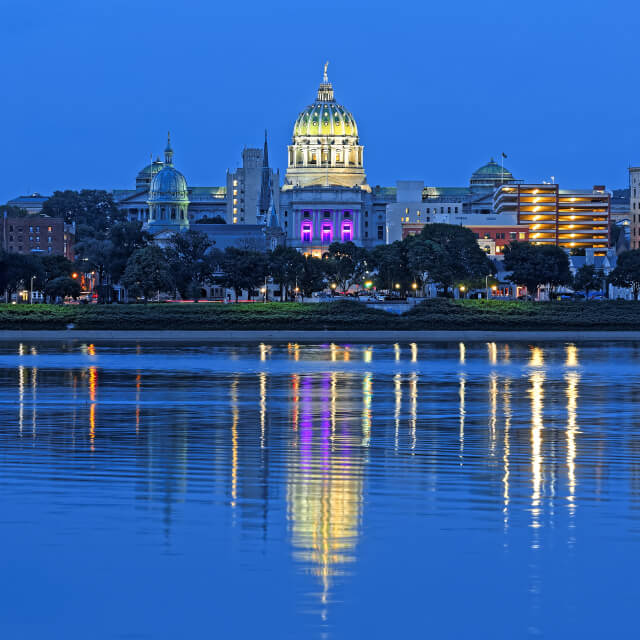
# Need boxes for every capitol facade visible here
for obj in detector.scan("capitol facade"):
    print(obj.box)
[113,65,394,254]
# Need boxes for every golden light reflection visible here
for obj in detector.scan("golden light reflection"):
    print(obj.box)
[230,379,238,509]
[410,343,418,363]
[566,371,579,515]
[409,372,417,451]
[489,373,497,455]
[487,342,497,365]
[529,370,545,532]
[87,343,96,357]
[363,347,373,363]
[459,342,466,364]
[89,366,97,450]
[287,375,364,616]
[330,343,338,362]
[288,342,300,362]
[565,343,578,367]
[394,343,401,362]
[529,346,544,368]
[18,364,25,435]
[259,343,270,362]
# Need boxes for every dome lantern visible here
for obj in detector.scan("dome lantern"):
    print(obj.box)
[284,65,369,191]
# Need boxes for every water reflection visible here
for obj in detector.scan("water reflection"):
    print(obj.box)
[0,340,635,638]
[287,373,364,617]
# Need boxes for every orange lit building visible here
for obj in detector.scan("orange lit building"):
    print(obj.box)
[494,184,610,253]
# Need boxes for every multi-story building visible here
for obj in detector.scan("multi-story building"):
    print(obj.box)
[1,214,74,259]
[279,66,393,255]
[493,184,610,253]
[386,160,522,243]
[629,167,640,249]
[227,134,280,225]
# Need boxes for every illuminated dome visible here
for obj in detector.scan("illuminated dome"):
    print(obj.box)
[293,99,358,138]
[149,166,188,203]
[470,158,515,189]
[146,133,189,234]
[284,63,369,191]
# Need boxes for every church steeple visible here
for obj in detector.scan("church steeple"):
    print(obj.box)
[258,130,272,220]
[164,131,174,166]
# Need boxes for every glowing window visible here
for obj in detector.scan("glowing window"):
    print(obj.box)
[321,221,333,244]
[341,220,353,242]
[301,220,312,243]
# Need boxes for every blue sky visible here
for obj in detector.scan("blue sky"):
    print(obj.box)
[1,0,638,203]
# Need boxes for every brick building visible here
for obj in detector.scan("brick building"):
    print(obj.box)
[1,214,74,260]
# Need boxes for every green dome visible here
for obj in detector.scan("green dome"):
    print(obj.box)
[471,158,514,181]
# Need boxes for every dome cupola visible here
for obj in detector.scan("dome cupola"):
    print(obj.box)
[146,133,190,235]
[470,158,516,189]
[284,63,369,191]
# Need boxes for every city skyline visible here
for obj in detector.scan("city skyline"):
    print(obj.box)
[2,0,639,204]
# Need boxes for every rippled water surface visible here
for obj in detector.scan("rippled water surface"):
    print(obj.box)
[1,340,640,638]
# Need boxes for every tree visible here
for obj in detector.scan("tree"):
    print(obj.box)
[609,249,640,299]
[503,242,571,297]
[217,248,268,302]
[268,246,305,300]
[1,205,29,217]
[298,256,326,297]
[326,241,368,292]
[73,237,114,302]
[41,190,124,241]
[370,241,418,292]
[121,246,174,301]
[44,276,81,301]
[36,255,75,301]
[164,230,216,299]
[106,221,152,284]
[573,264,602,298]
[415,224,493,295]
[0,251,44,301]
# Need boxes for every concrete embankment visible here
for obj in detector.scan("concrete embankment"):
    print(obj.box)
[2,330,640,343]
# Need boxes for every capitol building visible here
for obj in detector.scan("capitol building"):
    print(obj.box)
[113,65,394,253]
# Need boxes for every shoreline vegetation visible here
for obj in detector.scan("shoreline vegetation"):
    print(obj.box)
[1,299,640,332]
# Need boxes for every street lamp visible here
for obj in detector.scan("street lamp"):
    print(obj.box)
[330,283,337,296]
[395,283,401,290]
[411,282,418,298]
[364,281,373,289]
[30,275,36,304]
[460,285,466,298]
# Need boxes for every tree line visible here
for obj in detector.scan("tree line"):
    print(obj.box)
[5,188,640,301]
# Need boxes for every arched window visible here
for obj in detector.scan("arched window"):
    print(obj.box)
[171,208,176,220]
[301,219,312,243]
[321,221,333,244]
[341,219,353,242]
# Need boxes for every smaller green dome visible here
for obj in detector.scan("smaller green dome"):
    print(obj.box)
[470,158,515,187]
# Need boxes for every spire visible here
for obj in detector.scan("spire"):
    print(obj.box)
[258,131,271,220]
[263,129,269,169]
[164,131,174,166]
[317,61,334,102]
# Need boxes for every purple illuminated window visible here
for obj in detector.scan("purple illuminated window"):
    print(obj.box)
[341,220,353,242]
[301,220,312,243]
[321,221,333,244]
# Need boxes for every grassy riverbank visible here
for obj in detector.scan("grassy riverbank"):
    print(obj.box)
[0,299,639,331]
